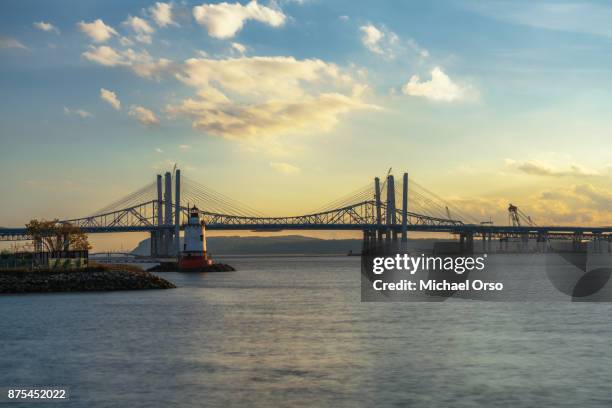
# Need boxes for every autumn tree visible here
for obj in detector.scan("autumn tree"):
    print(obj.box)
[26,219,91,252]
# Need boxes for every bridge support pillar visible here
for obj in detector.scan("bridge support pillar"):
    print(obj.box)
[593,233,602,253]
[164,171,173,257]
[374,177,383,247]
[174,169,181,256]
[150,231,158,257]
[401,172,408,249]
[459,232,474,254]
[362,229,375,255]
[572,233,582,252]
[386,174,397,247]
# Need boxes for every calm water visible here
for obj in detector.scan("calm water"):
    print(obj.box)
[1,256,612,407]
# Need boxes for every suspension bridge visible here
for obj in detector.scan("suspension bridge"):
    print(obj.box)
[1,168,612,255]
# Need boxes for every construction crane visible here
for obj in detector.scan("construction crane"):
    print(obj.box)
[508,203,535,227]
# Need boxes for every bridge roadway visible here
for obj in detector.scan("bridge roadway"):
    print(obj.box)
[2,223,612,241]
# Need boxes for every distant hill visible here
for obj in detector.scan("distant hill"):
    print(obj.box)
[132,235,442,256]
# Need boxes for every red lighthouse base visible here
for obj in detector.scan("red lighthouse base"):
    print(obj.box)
[178,252,211,271]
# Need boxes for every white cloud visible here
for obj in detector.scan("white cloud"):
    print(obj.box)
[178,144,190,149]
[129,105,159,126]
[359,23,413,59]
[123,16,155,44]
[165,55,375,139]
[193,0,286,39]
[175,56,354,100]
[100,88,121,110]
[406,38,429,58]
[167,89,374,139]
[401,67,469,102]
[0,37,28,50]
[509,160,600,178]
[119,36,134,46]
[270,162,300,174]
[155,147,164,153]
[231,42,246,54]
[339,15,349,21]
[465,2,612,39]
[77,19,117,43]
[82,45,172,78]
[82,47,376,140]
[64,107,93,118]
[34,21,59,34]
[150,2,177,27]
[82,45,124,66]
[360,24,384,54]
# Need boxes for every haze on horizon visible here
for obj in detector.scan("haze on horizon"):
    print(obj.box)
[2,0,612,251]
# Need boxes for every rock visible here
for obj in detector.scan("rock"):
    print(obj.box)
[0,265,176,294]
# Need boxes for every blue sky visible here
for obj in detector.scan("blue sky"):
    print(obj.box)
[2,0,612,249]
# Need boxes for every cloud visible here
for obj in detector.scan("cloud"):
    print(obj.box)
[82,45,171,78]
[359,23,417,59]
[149,2,177,27]
[33,21,59,34]
[512,160,600,178]
[77,19,117,43]
[166,56,375,139]
[178,144,190,149]
[167,90,373,139]
[231,42,246,54]
[81,46,376,140]
[100,88,121,110]
[82,45,124,66]
[360,24,384,54]
[123,16,155,44]
[64,107,93,118]
[0,37,28,50]
[465,2,612,39]
[270,162,300,174]
[534,183,612,224]
[155,147,164,153]
[119,36,134,46]
[193,0,286,39]
[574,184,612,210]
[402,67,469,102]
[129,105,159,126]
[175,56,354,100]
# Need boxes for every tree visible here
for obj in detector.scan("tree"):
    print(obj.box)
[26,219,91,252]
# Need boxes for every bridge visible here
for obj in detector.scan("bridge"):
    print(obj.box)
[2,169,612,255]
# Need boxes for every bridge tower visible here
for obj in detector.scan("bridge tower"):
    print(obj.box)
[150,174,164,257]
[401,172,408,248]
[374,177,383,246]
[386,174,397,244]
[164,171,173,256]
[174,169,181,256]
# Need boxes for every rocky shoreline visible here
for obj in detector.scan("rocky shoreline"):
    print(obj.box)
[146,262,235,273]
[0,265,176,294]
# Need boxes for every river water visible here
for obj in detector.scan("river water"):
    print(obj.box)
[1,256,612,407]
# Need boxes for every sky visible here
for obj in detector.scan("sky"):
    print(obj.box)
[2,0,612,250]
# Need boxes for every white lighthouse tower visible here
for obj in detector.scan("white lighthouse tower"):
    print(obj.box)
[178,206,210,270]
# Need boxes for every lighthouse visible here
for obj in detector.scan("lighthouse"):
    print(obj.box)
[178,206,210,270]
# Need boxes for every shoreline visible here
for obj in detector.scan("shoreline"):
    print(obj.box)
[146,262,235,273]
